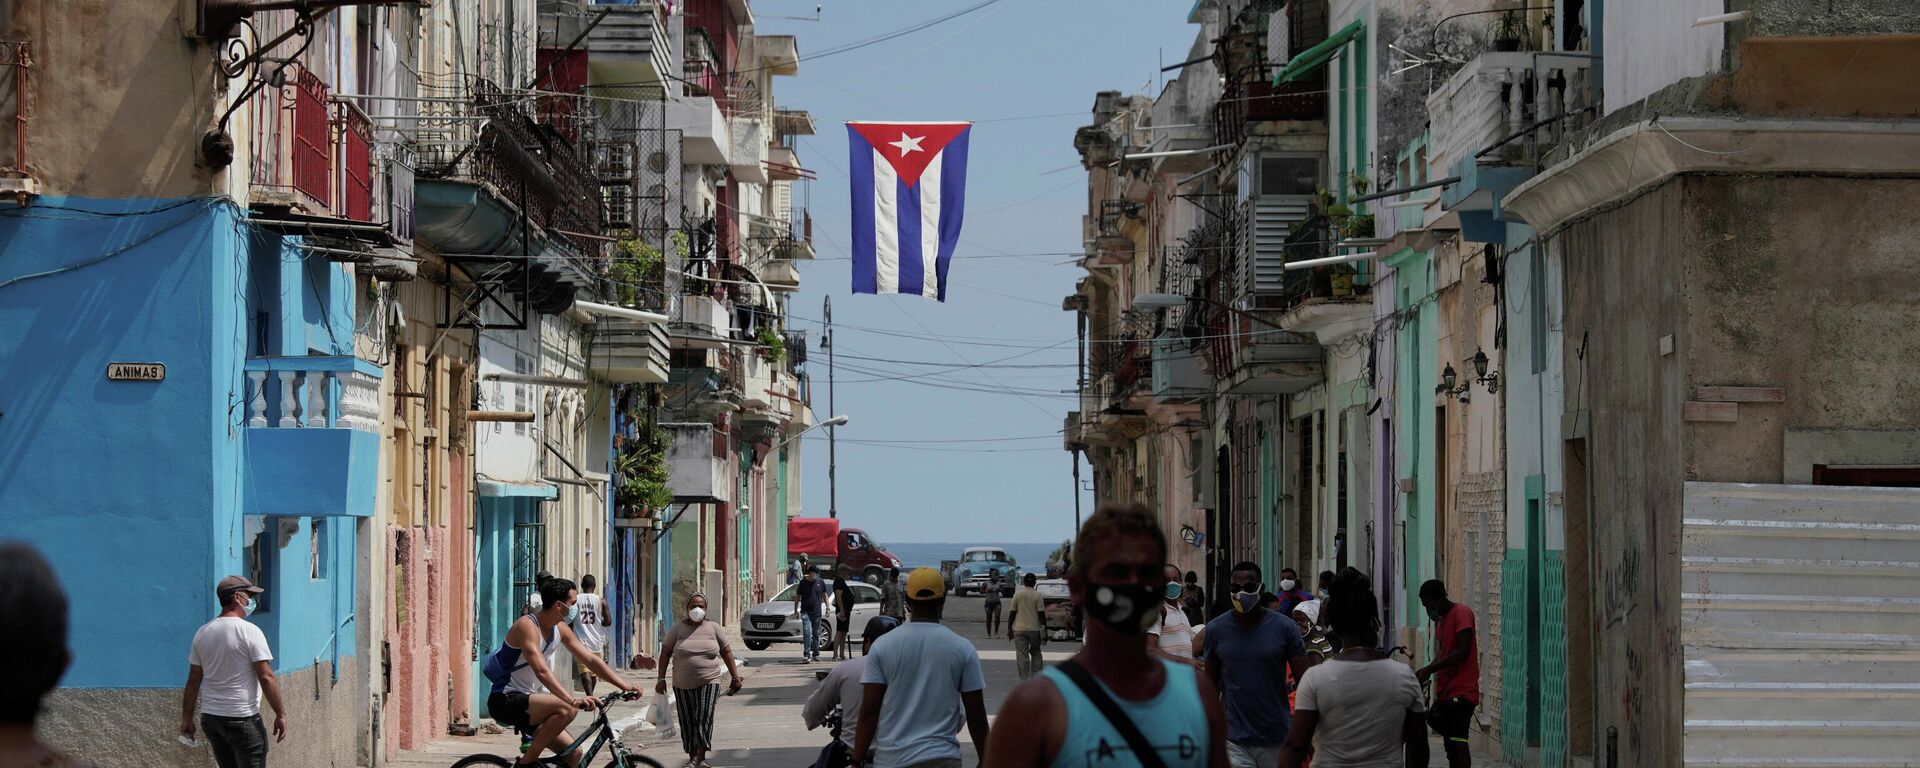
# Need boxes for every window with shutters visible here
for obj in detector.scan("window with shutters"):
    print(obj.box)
[292,69,332,207]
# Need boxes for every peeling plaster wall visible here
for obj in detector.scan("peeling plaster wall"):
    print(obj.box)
[1602,0,1726,113]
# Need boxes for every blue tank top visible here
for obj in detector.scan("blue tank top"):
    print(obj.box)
[1039,659,1210,768]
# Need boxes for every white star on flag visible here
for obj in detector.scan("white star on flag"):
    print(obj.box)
[888,133,926,157]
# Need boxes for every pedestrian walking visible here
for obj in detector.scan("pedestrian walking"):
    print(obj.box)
[804,615,901,768]
[982,572,1003,637]
[1416,580,1480,768]
[1289,601,1333,665]
[572,574,612,696]
[850,567,990,768]
[1278,569,1428,768]
[1182,571,1208,624]
[1150,563,1199,665]
[1202,561,1309,768]
[0,542,89,768]
[181,575,286,768]
[1007,572,1046,678]
[483,577,639,767]
[833,566,857,661]
[881,567,906,620]
[798,568,829,663]
[789,560,804,586]
[1276,568,1315,615]
[525,570,554,615]
[985,503,1227,768]
[656,594,744,768]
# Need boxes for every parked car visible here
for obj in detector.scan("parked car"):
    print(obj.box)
[1036,578,1080,640]
[949,547,1020,597]
[741,579,884,651]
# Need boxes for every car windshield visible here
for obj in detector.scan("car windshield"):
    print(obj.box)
[963,550,1005,563]
[771,584,798,602]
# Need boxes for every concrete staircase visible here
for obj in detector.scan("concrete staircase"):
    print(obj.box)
[1681,482,1920,767]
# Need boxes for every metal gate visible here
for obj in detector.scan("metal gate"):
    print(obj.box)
[512,516,546,601]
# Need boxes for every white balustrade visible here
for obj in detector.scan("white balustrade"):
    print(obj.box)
[245,360,382,432]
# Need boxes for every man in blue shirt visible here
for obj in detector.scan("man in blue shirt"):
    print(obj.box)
[851,568,990,768]
[1203,561,1309,768]
[797,569,828,663]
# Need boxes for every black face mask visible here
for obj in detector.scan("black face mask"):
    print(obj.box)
[1087,582,1160,634]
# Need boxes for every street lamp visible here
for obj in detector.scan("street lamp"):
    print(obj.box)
[768,414,850,454]
[1471,347,1501,394]
[1437,363,1471,403]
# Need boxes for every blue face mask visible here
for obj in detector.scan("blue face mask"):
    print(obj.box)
[1164,582,1184,600]
[565,603,579,624]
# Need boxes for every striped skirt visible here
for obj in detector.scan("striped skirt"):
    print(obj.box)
[673,683,722,753]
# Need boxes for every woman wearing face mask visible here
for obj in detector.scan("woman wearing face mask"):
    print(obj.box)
[656,594,743,768]
[984,503,1227,768]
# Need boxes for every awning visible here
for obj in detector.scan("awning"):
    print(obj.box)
[1274,19,1367,85]
[477,479,559,500]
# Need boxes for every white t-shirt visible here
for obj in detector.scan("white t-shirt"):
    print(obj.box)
[1149,603,1195,659]
[803,655,869,747]
[860,621,986,768]
[573,592,607,653]
[1293,657,1427,767]
[188,617,274,717]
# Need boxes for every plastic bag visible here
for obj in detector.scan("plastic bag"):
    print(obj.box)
[646,691,677,738]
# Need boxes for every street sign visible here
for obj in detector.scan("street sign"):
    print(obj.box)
[106,363,166,381]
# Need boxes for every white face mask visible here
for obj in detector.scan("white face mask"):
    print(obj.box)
[688,607,707,623]
[242,597,258,617]
[1279,579,1298,592]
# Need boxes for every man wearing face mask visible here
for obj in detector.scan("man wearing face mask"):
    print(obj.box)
[1276,569,1314,616]
[182,575,286,768]
[1202,562,1309,768]
[484,578,641,767]
[985,503,1227,768]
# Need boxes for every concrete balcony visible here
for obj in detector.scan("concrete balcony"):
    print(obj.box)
[665,422,729,503]
[1213,322,1325,396]
[670,294,731,348]
[736,350,777,410]
[592,318,669,384]
[761,259,801,292]
[580,2,673,88]
[242,356,382,518]
[730,117,770,184]
[668,96,730,167]
[1151,335,1209,405]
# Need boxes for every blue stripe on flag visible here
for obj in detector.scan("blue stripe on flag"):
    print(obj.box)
[934,129,970,302]
[896,175,923,296]
[848,127,877,295]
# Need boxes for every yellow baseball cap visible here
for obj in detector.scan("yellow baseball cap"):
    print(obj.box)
[906,567,946,600]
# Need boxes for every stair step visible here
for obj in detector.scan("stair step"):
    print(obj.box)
[1682,557,1920,600]
[1684,720,1920,763]
[1687,651,1920,685]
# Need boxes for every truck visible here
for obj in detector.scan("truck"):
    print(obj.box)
[787,518,903,585]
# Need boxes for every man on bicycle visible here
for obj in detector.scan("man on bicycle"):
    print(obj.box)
[485,577,639,767]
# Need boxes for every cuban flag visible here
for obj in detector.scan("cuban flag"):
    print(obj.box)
[847,121,972,301]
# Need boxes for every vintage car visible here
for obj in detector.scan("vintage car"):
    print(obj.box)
[1036,577,1081,640]
[949,547,1021,596]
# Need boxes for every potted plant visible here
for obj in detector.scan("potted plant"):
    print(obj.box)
[1342,213,1376,240]
[1492,9,1528,52]
[755,325,787,365]
[1329,263,1358,297]
[614,432,672,517]
[609,238,664,308]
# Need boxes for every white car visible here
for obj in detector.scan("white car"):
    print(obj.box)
[741,580,883,651]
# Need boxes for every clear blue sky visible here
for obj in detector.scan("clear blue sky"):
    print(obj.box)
[755,0,1199,545]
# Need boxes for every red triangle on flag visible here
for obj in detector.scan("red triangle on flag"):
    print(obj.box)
[849,122,971,189]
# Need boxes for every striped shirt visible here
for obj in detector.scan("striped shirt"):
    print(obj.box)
[1151,603,1196,659]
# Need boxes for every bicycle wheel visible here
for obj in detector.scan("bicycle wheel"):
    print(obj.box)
[450,754,515,768]
[610,752,669,768]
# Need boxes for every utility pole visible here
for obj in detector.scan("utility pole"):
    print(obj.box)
[826,295,837,518]
[1071,450,1083,533]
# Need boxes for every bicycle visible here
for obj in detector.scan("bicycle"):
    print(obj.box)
[452,690,666,768]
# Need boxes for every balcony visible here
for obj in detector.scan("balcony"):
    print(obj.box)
[1093,200,1140,265]
[577,1,673,87]
[668,95,730,167]
[665,422,730,503]
[671,294,731,348]
[593,318,669,384]
[730,116,770,184]
[736,348,777,410]
[1196,309,1325,395]
[1152,335,1210,404]
[1063,411,1086,451]
[761,259,801,292]
[1429,51,1595,241]
[0,41,36,199]
[242,356,382,519]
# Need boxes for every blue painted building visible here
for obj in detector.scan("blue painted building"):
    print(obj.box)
[0,195,377,760]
